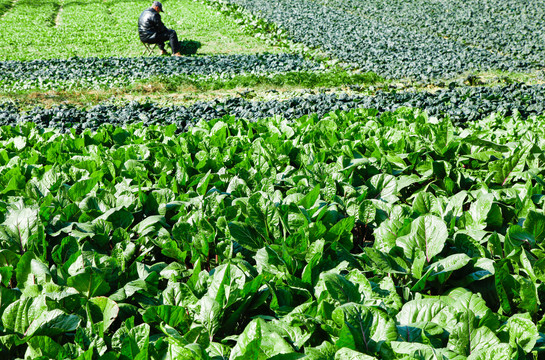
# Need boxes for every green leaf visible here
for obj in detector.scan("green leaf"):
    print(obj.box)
[133,216,168,238]
[247,192,279,242]
[25,336,67,359]
[255,246,288,277]
[0,287,18,317]
[324,216,355,249]
[488,146,528,186]
[515,275,539,316]
[0,207,40,254]
[305,341,336,360]
[229,318,262,360]
[16,251,51,294]
[368,174,398,203]
[163,281,199,308]
[317,273,361,304]
[1,174,26,195]
[0,266,13,287]
[69,177,99,202]
[120,323,150,360]
[334,348,377,360]
[391,341,456,359]
[88,297,120,333]
[523,210,545,244]
[96,208,134,229]
[210,121,228,147]
[143,305,191,333]
[466,343,513,360]
[396,215,448,262]
[443,288,497,330]
[2,296,48,335]
[0,249,19,267]
[505,313,538,352]
[229,221,263,251]
[208,342,230,360]
[468,326,501,353]
[453,232,487,258]
[427,253,471,278]
[299,184,321,209]
[260,323,297,357]
[495,262,517,314]
[412,192,436,216]
[198,295,222,341]
[397,298,456,331]
[504,225,534,256]
[67,267,110,298]
[332,303,397,355]
[162,337,203,359]
[26,309,81,337]
[364,248,408,274]
[412,253,470,292]
[467,193,499,230]
[447,308,500,356]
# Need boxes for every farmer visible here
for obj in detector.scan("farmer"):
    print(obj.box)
[138,1,182,56]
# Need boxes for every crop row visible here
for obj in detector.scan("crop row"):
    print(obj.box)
[319,0,545,65]
[0,107,544,358]
[207,0,540,79]
[1,83,544,131]
[0,54,320,91]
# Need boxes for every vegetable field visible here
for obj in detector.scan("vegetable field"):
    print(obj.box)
[207,0,544,80]
[1,108,545,359]
[0,54,321,92]
[2,83,545,130]
[2,0,545,359]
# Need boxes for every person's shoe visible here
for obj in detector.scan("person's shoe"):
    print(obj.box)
[172,52,182,57]
[160,50,170,56]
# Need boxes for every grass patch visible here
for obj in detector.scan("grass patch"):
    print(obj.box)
[0,69,384,107]
[0,0,282,60]
[140,69,384,92]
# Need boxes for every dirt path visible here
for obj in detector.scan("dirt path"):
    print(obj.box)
[0,0,19,19]
[55,0,64,27]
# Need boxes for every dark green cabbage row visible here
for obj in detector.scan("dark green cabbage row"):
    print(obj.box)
[320,0,545,64]
[0,53,320,90]
[1,83,545,131]
[207,0,540,80]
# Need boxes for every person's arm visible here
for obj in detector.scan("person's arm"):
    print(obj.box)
[152,12,168,33]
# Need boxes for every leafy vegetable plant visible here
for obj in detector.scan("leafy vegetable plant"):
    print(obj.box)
[0,106,545,358]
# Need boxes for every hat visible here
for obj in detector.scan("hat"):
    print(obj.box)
[152,1,163,12]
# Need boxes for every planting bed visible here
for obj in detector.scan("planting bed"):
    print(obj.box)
[208,0,542,79]
[2,83,545,130]
[319,0,545,64]
[0,107,545,358]
[0,54,321,91]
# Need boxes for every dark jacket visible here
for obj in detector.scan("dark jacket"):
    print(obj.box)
[138,8,168,42]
